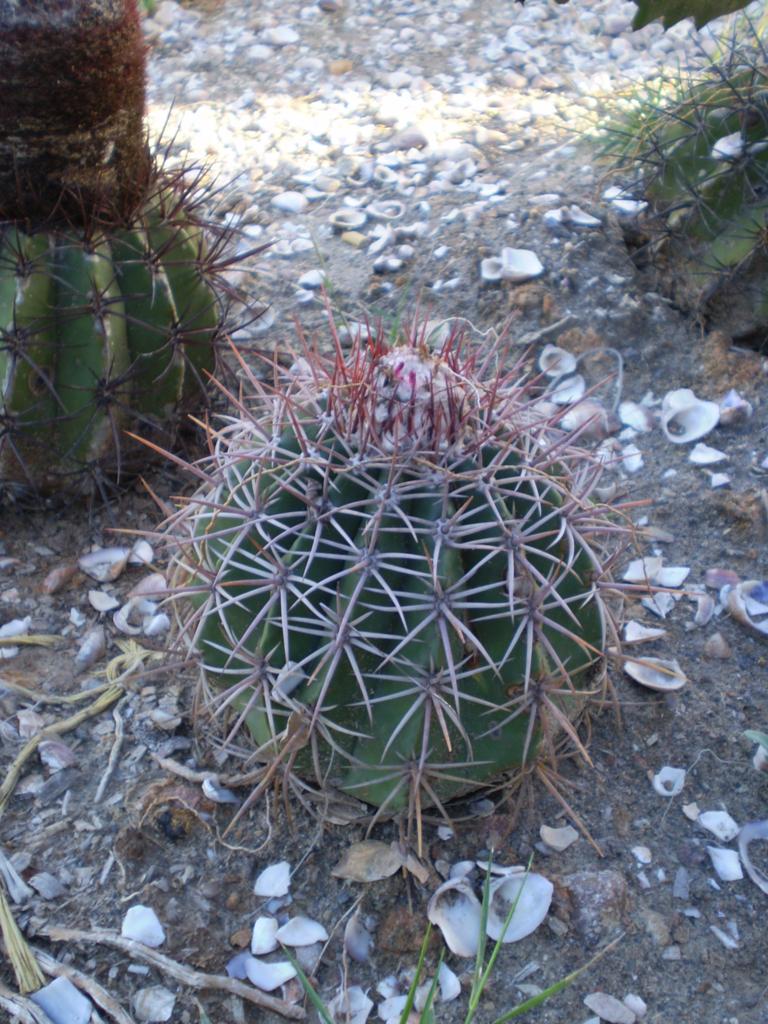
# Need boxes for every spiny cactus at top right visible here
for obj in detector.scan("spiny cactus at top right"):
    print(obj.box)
[603,33,768,328]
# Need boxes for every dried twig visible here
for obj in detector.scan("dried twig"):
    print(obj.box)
[0,676,116,706]
[0,684,123,818]
[43,925,306,1021]
[94,701,127,804]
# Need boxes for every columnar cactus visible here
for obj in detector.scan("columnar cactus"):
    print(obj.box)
[0,0,243,498]
[168,321,620,822]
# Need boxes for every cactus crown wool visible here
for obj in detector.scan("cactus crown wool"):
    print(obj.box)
[166,319,622,834]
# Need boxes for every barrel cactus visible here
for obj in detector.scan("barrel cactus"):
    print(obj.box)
[167,320,620,827]
[0,0,241,498]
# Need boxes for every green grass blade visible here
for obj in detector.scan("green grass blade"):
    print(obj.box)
[399,922,433,1024]
[488,933,624,1024]
[281,945,335,1024]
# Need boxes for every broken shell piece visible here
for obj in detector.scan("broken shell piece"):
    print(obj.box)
[329,208,368,232]
[344,910,374,963]
[558,399,612,440]
[693,593,716,626]
[709,471,731,488]
[437,962,461,1002]
[251,917,279,955]
[275,916,329,946]
[78,546,130,582]
[31,976,92,1024]
[114,597,156,636]
[689,442,727,465]
[328,985,374,1024]
[641,592,676,619]
[654,566,690,588]
[705,567,740,589]
[619,400,653,432]
[622,557,663,583]
[427,877,482,957]
[366,199,405,221]
[661,389,719,444]
[652,766,686,797]
[711,130,744,161]
[254,861,291,897]
[624,620,666,643]
[88,589,120,613]
[201,777,239,805]
[121,905,165,947]
[583,992,636,1024]
[623,656,687,692]
[538,345,577,378]
[129,573,167,599]
[632,845,652,865]
[738,819,768,895]
[703,631,731,659]
[133,986,175,1023]
[486,872,553,943]
[500,247,544,282]
[74,625,106,668]
[39,739,77,772]
[726,580,768,640]
[707,847,743,882]
[699,811,739,842]
[540,824,579,851]
[682,801,700,821]
[622,443,643,474]
[128,540,154,565]
[549,374,586,405]
[245,958,297,992]
[718,388,752,426]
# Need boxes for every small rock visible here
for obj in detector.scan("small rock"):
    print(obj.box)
[637,907,671,946]
[559,870,629,947]
[703,632,731,659]
[329,58,354,74]
[386,126,429,151]
[133,986,175,1023]
[341,230,367,248]
[262,25,299,46]
[271,191,308,214]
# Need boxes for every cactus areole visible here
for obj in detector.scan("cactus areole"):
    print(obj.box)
[171,323,617,818]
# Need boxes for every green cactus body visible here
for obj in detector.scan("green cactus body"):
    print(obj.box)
[171,327,616,819]
[0,206,223,495]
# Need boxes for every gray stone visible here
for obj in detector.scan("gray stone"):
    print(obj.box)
[559,870,629,947]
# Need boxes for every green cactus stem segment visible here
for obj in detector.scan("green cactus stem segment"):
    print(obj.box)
[0,204,222,495]
[169,324,619,822]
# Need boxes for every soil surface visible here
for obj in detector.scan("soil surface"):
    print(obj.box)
[2,2,768,1024]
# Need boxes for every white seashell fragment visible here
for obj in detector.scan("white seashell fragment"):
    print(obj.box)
[245,957,297,991]
[707,847,743,882]
[366,200,405,221]
[427,877,482,957]
[122,905,165,947]
[39,739,77,771]
[331,840,404,881]
[610,197,648,218]
[329,208,368,232]
[437,962,462,1002]
[129,540,154,566]
[654,566,690,588]
[201,777,239,805]
[583,991,636,1024]
[78,546,129,582]
[538,345,576,378]
[718,388,752,425]
[641,592,677,619]
[682,801,700,821]
[0,616,30,639]
[75,625,106,668]
[689,442,727,465]
[619,400,653,432]
[711,131,744,161]
[486,872,553,943]
[738,819,768,895]
[624,621,666,643]
[709,471,731,488]
[133,985,175,1022]
[623,656,687,692]
[144,613,170,637]
[548,374,586,405]
[327,985,374,1024]
[710,924,739,950]
[622,443,644,474]
[254,861,291,897]
[344,910,374,962]
[652,766,686,797]
[623,993,648,1018]
[632,845,652,865]
[660,388,719,444]
[275,916,329,946]
[500,247,544,282]
[622,557,663,583]
[539,824,579,851]
[558,399,612,440]
[251,916,279,955]
[726,580,768,640]
[128,572,167,599]
[31,976,92,1024]
[88,589,120,612]
[378,994,408,1020]
[693,593,716,626]
[698,811,739,842]
[69,607,86,628]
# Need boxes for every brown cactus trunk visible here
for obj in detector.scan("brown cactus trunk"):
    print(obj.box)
[0,0,151,226]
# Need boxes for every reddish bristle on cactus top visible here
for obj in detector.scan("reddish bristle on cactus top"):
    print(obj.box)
[167,318,622,835]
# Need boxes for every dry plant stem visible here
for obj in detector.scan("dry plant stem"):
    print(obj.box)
[0,675,117,706]
[30,944,136,1024]
[0,887,45,993]
[0,684,123,818]
[42,926,306,1021]
[94,702,127,804]
[0,636,57,648]
[0,981,50,1024]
